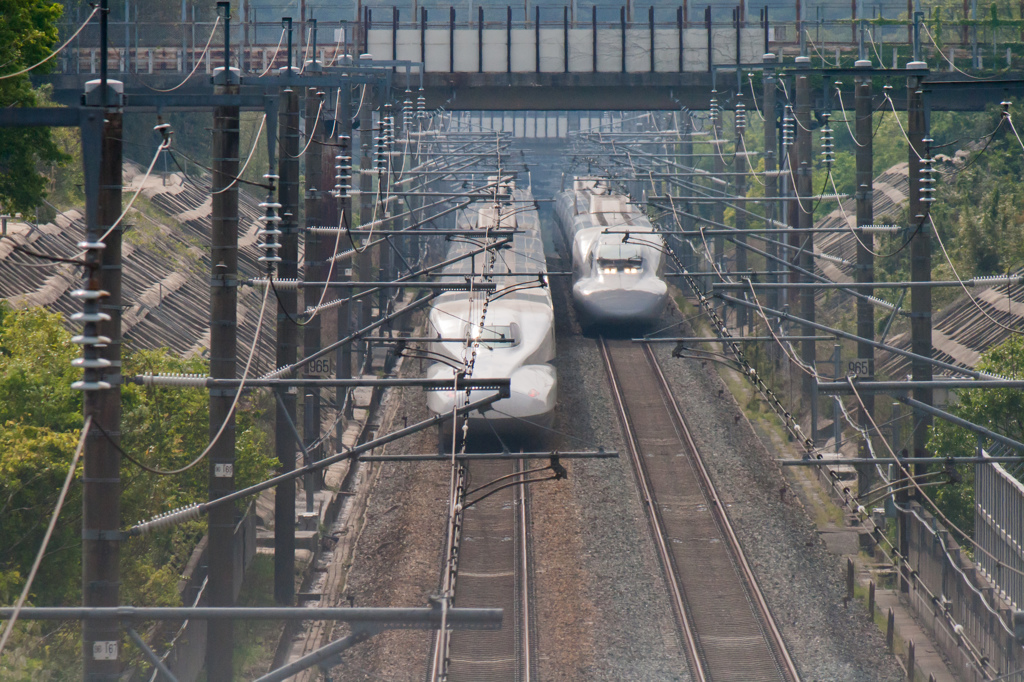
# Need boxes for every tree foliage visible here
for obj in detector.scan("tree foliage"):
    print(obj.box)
[0,304,276,673]
[928,336,1024,537]
[0,0,68,213]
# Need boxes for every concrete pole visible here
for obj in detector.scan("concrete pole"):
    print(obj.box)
[854,63,875,497]
[734,93,748,330]
[356,75,375,372]
[336,83,354,428]
[712,91,726,290]
[795,55,815,410]
[81,70,123,679]
[274,67,300,606]
[763,54,779,315]
[303,80,325,502]
[207,50,241,680]
[906,70,931,591]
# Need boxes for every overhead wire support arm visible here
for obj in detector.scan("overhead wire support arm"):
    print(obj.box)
[129,390,509,536]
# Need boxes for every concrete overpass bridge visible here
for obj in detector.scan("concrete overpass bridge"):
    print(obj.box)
[34,5,1024,112]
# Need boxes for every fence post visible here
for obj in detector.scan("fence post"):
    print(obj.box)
[677,6,684,71]
[450,7,456,73]
[507,6,512,73]
[907,640,915,681]
[565,6,570,73]
[847,557,855,603]
[649,6,655,72]
[869,580,876,618]
[705,6,712,72]
[535,5,541,73]
[592,5,597,72]
[886,608,895,651]
[479,7,485,72]
[620,6,626,73]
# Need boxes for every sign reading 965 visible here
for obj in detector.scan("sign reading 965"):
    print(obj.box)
[847,358,873,378]
[305,357,335,377]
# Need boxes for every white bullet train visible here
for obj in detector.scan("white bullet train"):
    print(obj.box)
[554,177,669,327]
[425,182,557,435]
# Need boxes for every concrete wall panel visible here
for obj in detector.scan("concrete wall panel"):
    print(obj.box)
[654,28,680,72]
[741,28,762,63]
[568,29,593,72]
[453,30,478,71]
[710,27,737,66]
[366,31,393,62]
[624,28,651,73]
[538,28,565,73]
[595,29,622,72]
[424,28,449,72]
[481,29,507,72]
[395,29,421,71]
[683,28,708,71]
[510,29,536,72]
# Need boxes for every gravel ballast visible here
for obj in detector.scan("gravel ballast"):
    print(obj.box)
[650,304,905,682]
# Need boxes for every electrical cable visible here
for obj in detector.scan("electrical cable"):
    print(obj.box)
[136,17,221,93]
[929,213,1024,336]
[115,285,270,475]
[283,99,324,159]
[211,114,266,195]
[257,28,287,77]
[0,7,100,80]
[0,236,86,265]
[921,23,993,81]
[805,30,839,67]
[847,378,1024,581]
[0,416,90,657]
[94,131,173,246]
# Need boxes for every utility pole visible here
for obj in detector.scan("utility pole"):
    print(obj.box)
[208,3,239,678]
[303,50,325,509]
[794,55,816,414]
[679,110,694,273]
[733,93,748,330]
[905,50,932,592]
[336,79,354,428]
[711,89,725,308]
[81,0,123,673]
[854,46,876,497]
[274,17,300,606]
[763,54,779,316]
[356,63,375,371]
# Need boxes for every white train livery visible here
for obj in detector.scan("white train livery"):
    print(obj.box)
[554,177,668,326]
[425,184,557,434]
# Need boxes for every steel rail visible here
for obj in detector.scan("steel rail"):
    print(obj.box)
[518,458,533,682]
[597,337,705,682]
[642,342,800,682]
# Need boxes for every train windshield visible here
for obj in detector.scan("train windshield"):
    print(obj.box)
[464,324,518,347]
[596,243,644,274]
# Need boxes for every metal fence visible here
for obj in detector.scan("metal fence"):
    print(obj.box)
[976,450,1024,614]
[904,502,1024,682]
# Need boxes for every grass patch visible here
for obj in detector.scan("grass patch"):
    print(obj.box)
[234,554,283,679]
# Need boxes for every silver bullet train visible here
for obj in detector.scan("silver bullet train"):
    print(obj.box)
[554,177,669,327]
[425,182,557,435]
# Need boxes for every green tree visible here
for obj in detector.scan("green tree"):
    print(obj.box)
[929,336,1024,537]
[0,0,69,213]
[0,303,276,673]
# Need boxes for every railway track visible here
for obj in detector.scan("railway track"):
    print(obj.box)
[599,337,800,682]
[433,458,533,682]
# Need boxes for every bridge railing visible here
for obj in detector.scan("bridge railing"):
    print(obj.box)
[46,9,1024,76]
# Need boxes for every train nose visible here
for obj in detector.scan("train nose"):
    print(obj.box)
[574,279,668,323]
[425,364,556,427]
